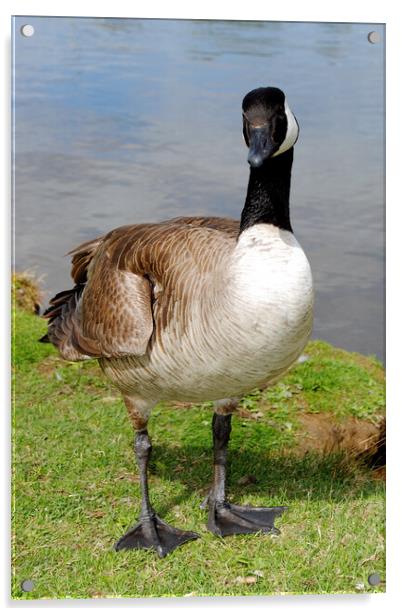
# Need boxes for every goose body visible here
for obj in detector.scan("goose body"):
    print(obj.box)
[44,86,314,556]
[98,223,313,403]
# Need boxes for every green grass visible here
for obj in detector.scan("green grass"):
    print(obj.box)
[12,308,385,599]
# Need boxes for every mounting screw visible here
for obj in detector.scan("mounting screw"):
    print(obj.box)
[20,24,35,37]
[368,573,381,586]
[367,31,380,44]
[21,579,35,592]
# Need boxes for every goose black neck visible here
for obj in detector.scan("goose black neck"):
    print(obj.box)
[240,148,294,234]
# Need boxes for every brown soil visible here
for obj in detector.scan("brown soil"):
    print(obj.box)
[295,412,385,470]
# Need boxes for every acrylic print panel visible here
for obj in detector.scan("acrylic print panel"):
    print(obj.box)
[12,17,385,599]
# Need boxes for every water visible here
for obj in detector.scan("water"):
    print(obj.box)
[12,17,385,361]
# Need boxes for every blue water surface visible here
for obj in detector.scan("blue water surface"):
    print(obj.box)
[13,17,385,360]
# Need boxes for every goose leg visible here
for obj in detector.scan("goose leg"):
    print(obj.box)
[115,397,199,557]
[206,412,287,536]
[115,429,199,557]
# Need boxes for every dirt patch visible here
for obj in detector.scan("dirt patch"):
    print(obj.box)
[295,412,385,470]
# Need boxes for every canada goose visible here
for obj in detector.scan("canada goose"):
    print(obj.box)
[43,86,314,557]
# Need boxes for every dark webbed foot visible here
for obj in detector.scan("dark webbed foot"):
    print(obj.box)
[207,501,287,536]
[206,412,288,538]
[115,513,199,557]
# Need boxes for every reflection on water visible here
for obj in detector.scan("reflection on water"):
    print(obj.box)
[13,17,385,361]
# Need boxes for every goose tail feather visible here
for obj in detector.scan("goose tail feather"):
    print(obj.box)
[42,283,99,360]
[41,236,105,360]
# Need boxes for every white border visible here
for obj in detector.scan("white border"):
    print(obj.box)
[0,1,393,21]
[2,1,401,613]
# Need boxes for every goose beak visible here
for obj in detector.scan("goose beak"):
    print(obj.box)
[247,127,276,168]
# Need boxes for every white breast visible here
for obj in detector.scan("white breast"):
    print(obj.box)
[230,224,313,317]
[221,224,314,381]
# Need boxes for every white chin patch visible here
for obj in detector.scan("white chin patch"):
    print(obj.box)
[272,99,299,157]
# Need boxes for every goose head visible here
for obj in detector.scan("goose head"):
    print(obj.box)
[242,87,299,168]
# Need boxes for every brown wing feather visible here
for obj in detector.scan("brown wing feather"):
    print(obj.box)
[167,216,239,237]
[80,249,154,357]
[102,220,236,347]
[43,284,103,360]
[43,216,238,361]
[68,235,104,284]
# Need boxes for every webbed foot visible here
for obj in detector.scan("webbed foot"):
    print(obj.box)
[207,501,287,537]
[115,513,199,557]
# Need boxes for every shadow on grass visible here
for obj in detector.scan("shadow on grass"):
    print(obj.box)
[145,442,382,518]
